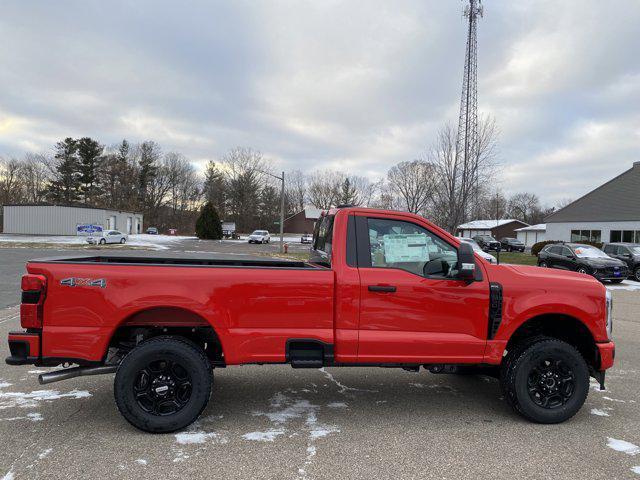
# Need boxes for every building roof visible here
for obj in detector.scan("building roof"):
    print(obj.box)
[3,203,143,216]
[514,223,546,232]
[457,219,527,230]
[545,162,640,223]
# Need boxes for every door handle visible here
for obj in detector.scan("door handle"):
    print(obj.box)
[368,285,397,293]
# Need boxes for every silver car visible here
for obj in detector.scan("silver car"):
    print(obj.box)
[87,230,128,245]
[457,237,497,264]
[248,230,270,244]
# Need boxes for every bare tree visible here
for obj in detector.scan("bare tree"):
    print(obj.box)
[507,192,543,225]
[19,153,50,203]
[0,157,24,205]
[285,170,307,214]
[307,170,343,209]
[387,160,435,214]
[430,117,499,232]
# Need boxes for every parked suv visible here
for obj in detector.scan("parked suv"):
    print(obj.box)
[472,235,501,252]
[500,237,525,252]
[538,243,628,283]
[248,230,270,244]
[602,243,640,281]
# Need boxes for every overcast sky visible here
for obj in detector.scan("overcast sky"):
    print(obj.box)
[1,0,639,204]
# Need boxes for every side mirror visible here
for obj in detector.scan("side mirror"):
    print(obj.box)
[457,241,477,281]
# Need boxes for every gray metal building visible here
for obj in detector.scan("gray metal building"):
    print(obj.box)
[2,204,143,235]
[545,161,640,243]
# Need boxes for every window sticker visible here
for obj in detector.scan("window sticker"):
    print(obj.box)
[383,234,429,263]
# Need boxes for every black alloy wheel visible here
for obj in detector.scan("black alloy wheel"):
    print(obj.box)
[114,336,212,433]
[526,358,575,409]
[577,267,589,275]
[133,359,192,416]
[539,261,548,268]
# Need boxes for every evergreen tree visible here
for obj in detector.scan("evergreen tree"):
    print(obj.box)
[77,137,103,204]
[195,202,223,240]
[137,141,160,211]
[338,177,358,206]
[47,137,81,205]
[203,160,226,218]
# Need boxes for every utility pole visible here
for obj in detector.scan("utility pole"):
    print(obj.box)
[258,169,286,253]
[455,0,483,223]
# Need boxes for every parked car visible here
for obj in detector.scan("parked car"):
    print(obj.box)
[7,206,615,433]
[248,230,270,244]
[146,227,158,235]
[472,235,501,252]
[456,237,496,264]
[86,230,128,245]
[301,233,313,244]
[500,237,525,252]
[602,243,640,281]
[537,243,628,283]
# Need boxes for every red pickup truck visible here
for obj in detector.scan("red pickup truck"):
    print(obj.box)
[6,207,615,432]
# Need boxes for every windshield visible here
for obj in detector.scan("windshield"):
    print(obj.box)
[479,236,496,242]
[630,246,640,255]
[573,246,609,258]
[252,231,267,235]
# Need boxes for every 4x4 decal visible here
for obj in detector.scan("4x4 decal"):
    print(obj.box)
[60,277,106,288]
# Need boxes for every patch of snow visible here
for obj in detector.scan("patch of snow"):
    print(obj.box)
[2,471,15,480]
[242,429,285,442]
[0,382,12,389]
[135,459,148,466]
[38,449,52,460]
[603,396,626,403]
[606,280,640,291]
[1,412,43,422]
[174,431,226,445]
[326,402,347,409]
[590,408,610,417]
[309,426,340,440]
[319,368,376,394]
[28,370,47,374]
[607,438,640,455]
[0,389,91,409]
[631,466,640,475]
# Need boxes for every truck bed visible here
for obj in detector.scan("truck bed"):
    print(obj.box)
[28,255,321,269]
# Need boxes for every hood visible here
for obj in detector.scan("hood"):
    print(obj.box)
[581,257,625,267]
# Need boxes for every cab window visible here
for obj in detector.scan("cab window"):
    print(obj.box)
[310,214,334,267]
[365,218,458,278]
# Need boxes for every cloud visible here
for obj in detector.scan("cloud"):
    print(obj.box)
[0,0,638,203]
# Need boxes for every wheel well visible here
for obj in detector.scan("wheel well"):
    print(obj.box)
[106,307,224,366]
[506,314,597,368]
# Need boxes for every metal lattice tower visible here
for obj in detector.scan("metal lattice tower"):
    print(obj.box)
[455,0,483,220]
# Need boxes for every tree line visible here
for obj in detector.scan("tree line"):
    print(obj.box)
[1,125,567,234]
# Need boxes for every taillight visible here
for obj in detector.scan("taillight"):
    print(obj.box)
[20,274,46,329]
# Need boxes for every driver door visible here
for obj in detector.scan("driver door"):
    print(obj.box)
[356,214,490,363]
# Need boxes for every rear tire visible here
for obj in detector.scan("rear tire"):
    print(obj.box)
[577,267,588,275]
[99,239,106,245]
[501,338,589,423]
[120,238,126,244]
[114,336,212,433]
[539,261,548,268]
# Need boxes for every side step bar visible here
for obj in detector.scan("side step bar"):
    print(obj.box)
[38,366,117,385]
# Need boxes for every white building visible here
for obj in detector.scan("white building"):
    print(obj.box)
[2,204,143,235]
[456,219,529,239]
[515,224,546,247]
[545,161,640,243]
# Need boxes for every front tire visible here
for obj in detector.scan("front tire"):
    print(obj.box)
[99,239,106,245]
[114,336,212,433]
[577,267,589,275]
[610,279,624,284]
[539,261,548,268]
[120,238,126,244]
[501,338,589,424]
[634,267,640,282]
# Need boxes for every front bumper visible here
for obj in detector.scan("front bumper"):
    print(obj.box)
[597,341,615,370]
[593,269,628,281]
[6,331,40,365]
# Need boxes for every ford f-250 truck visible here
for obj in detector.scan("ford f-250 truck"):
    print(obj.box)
[6,207,615,433]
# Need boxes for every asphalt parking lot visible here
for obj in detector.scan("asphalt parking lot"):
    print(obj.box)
[1,240,639,479]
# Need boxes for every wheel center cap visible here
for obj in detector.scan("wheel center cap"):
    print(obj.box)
[155,385,169,395]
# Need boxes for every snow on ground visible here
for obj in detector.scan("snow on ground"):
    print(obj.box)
[606,279,640,291]
[607,438,640,455]
[0,234,194,250]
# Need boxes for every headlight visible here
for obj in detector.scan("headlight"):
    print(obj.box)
[605,289,613,338]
